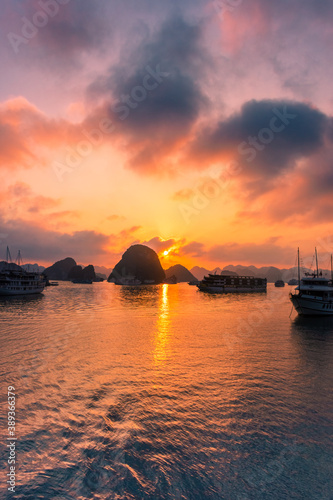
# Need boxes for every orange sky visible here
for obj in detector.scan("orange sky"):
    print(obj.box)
[1,1,333,270]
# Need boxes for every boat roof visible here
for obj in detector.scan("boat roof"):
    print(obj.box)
[207,274,265,279]
[301,277,331,283]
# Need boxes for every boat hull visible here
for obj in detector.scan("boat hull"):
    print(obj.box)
[0,286,45,296]
[198,286,266,294]
[290,294,333,316]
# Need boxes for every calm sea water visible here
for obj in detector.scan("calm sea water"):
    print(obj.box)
[0,283,332,500]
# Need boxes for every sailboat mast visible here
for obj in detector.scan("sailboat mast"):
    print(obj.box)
[298,247,300,288]
[315,247,319,277]
[17,250,22,266]
[6,246,12,263]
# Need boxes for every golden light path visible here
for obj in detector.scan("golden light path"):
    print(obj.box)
[153,284,171,365]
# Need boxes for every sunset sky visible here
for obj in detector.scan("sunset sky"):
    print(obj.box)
[1,0,333,270]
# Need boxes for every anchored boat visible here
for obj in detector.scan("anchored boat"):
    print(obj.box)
[197,274,267,293]
[0,269,46,296]
[290,248,333,316]
[0,247,46,296]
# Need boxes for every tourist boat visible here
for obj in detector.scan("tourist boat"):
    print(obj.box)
[0,269,46,296]
[290,249,333,316]
[288,278,298,286]
[0,248,46,296]
[197,274,267,293]
[274,280,285,287]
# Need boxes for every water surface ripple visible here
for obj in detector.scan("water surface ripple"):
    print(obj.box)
[0,283,332,499]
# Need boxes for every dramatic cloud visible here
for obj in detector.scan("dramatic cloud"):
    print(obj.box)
[86,15,209,173]
[188,99,328,175]
[142,237,178,253]
[0,97,82,171]
[1,0,333,268]
[0,217,142,265]
[0,218,110,264]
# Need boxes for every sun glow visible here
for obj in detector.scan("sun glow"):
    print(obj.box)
[161,244,179,259]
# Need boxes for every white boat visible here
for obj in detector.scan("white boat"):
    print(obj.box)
[197,274,267,293]
[0,248,46,296]
[290,249,333,316]
[0,269,46,296]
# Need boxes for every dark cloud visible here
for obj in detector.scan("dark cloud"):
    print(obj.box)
[86,15,209,173]
[4,0,112,67]
[0,217,142,265]
[301,149,333,199]
[256,0,333,22]
[40,2,109,55]
[0,218,110,264]
[189,99,328,176]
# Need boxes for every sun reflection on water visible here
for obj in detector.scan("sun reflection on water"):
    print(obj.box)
[153,284,171,365]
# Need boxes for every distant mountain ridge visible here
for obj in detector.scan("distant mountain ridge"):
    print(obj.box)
[95,265,113,277]
[191,264,331,283]
[4,256,329,284]
[190,266,238,280]
[22,263,45,273]
[0,261,22,271]
[0,261,45,273]
[165,264,197,283]
[190,266,222,281]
